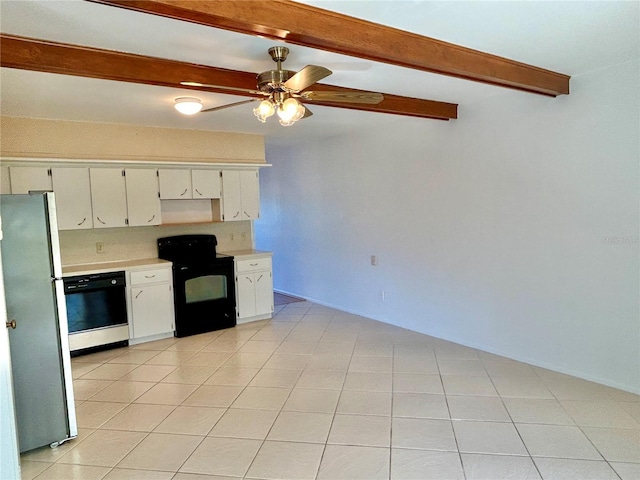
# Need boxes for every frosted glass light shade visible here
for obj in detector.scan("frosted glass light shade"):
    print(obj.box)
[277,98,305,126]
[174,97,203,115]
[253,100,276,122]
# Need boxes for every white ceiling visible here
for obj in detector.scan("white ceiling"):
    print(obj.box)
[0,1,638,143]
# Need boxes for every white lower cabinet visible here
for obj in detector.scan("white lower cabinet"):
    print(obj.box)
[235,255,273,323]
[127,265,175,343]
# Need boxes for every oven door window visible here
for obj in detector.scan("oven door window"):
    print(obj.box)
[185,275,228,304]
[66,289,127,333]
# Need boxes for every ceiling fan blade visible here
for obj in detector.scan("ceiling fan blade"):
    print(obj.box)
[201,99,258,113]
[302,105,313,119]
[181,81,266,96]
[301,90,384,104]
[284,65,332,92]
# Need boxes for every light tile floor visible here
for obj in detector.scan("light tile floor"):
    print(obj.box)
[21,302,640,480]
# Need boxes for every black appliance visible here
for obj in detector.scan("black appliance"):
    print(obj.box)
[63,271,129,353]
[158,235,236,337]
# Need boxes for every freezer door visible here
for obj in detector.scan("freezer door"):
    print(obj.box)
[0,194,76,452]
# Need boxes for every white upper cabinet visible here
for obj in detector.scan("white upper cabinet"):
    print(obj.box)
[240,170,260,220]
[89,168,128,228]
[221,170,243,221]
[159,168,221,200]
[0,166,11,194]
[192,169,221,199]
[221,170,260,221]
[125,169,161,226]
[51,168,93,230]
[9,166,52,194]
[158,169,192,199]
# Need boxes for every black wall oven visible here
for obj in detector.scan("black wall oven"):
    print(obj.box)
[158,235,236,337]
[64,271,129,353]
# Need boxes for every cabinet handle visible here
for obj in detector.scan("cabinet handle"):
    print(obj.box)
[179,188,188,196]
[144,275,156,279]
[135,291,143,299]
[195,188,203,196]
[250,263,258,266]
[77,217,86,226]
[96,216,106,225]
[257,274,263,282]
[147,214,155,223]
[246,276,253,284]
[244,210,251,218]
[233,211,240,218]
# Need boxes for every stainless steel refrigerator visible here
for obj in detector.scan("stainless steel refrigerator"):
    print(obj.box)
[0,192,77,452]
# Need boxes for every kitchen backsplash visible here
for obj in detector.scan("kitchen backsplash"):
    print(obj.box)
[59,222,252,265]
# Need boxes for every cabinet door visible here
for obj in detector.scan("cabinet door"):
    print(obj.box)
[0,166,11,194]
[236,273,256,319]
[240,170,260,220]
[221,170,242,221]
[9,166,52,194]
[254,270,273,316]
[51,168,93,230]
[130,283,174,338]
[125,169,161,226]
[158,169,192,199]
[90,168,128,228]
[192,169,221,199]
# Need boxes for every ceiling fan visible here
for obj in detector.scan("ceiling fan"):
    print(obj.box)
[180,46,384,126]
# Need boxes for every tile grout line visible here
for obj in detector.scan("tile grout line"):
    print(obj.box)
[433,345,467,480]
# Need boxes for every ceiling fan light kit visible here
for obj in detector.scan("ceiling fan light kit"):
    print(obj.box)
[174,97,203,115]
[180,46,384,126]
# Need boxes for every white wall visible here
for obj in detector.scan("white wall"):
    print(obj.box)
[256,58,640,393]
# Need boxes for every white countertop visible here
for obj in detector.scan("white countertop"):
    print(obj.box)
[62,258,172,277]
[62,251,272,276]
[219,249,272,259]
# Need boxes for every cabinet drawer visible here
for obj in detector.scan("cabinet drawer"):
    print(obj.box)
[236,257,272,273]
[130,268,171,286]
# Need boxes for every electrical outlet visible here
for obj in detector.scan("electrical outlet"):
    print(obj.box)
[370,255,378,266]
[96,242,105,254]
[241,232,247,241]
[378,290,385,301]
[229,233,235,242]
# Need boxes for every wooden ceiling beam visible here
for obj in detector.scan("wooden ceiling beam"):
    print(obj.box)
[0,34,457,120]
[89,0,570,97]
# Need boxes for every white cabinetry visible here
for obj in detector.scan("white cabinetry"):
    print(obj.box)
[192,169,221,199]
[235,254,273,323]
[127,265,175,343]
[90,168,128,228]
[5,162,264,227]
[51,167,93,230]
[9,166,52,193]
[1,166,12,194]
[158,169,192,199]
[125,169,161,226]
[159,168,221,200]
[221,170,259,221]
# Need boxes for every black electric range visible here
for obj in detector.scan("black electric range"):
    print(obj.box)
[158,235,236,337]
